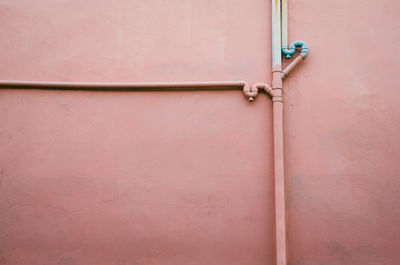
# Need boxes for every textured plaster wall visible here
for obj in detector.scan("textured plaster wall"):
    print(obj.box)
[0,0,399,265]
[285,1,400,265]
[0,1,274,265]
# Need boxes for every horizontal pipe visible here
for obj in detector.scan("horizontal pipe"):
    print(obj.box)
[0,80,272,101]
[0,80,247,90]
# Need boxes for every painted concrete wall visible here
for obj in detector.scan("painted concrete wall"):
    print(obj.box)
[285,1,400,265]
[0,0,399,265]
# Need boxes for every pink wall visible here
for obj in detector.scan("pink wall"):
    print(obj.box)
[285,1,400,264]
[0,0,399,265]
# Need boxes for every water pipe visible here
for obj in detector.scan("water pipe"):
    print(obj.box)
[280,0,308,80]
[270,1,310,265]
[272,0,282,67]
[0,80,271,102]
[0,80,244,89]
[282,40,309,59]
[281,52,305,79]
[271,1,287,265]
[281,0,288,53]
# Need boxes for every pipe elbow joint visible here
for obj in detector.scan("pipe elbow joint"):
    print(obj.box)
[243,82,273,101]
[253,83,272,96]
[282,40,309,59]
[242,82,257,101]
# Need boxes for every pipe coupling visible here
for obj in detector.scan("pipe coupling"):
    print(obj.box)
[271,89,283,102]
[282,40,309,59]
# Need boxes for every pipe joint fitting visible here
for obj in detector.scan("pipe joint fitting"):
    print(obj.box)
[282,40,309,59]
[242,82,257,101]
[271,89,283,102]
[271,88,282,97]
[243,82,273,101]
[254,83,272,96]
[272,96,283,102]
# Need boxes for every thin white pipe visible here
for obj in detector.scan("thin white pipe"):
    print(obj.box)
[272,0,282,66]
[281,0,288,49]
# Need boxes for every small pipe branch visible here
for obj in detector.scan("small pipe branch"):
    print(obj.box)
[281,53,306,79]
[281,41,309,80]
[282,40,309,59]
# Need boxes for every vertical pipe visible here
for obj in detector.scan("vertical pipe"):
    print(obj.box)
[272,1,287,265]
[281,0,288,51]
[272,0,282,67]
[272,71,287,265]
[272,97,286,265]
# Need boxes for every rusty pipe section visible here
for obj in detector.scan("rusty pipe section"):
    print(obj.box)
[0,80,271,102]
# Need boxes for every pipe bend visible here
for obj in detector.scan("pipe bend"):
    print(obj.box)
[253,83,272,96]
[242,82,273,101]
[282,40,309,59]
[242,81,257,101]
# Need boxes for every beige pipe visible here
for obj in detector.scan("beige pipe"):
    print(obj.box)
[0,80,268,102]
[0,80,247,90]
